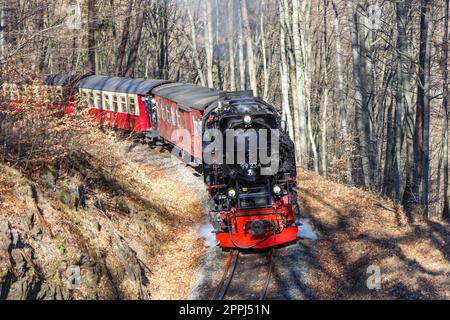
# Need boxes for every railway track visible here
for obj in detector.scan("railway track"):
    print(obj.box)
[212,249,274,301]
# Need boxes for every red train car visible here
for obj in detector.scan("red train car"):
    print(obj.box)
[76,76,171,135]
[152,83,220,162]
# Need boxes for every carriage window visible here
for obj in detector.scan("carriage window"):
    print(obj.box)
[113,95,118,112]
[193,117,202,136]
[104,94,110,110]
[166,105,170,124]
[89,92,94,107]
[171,107,176,125]
[157,102,161,118]
[81,91,88,106]
[176,109,181,128]
[161,104,165,121]
[121,96,127,113]
[129,97,136,115]
[96,93,103,109]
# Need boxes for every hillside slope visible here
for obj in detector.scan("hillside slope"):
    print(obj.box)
[298,169,450,299]
[0,130,205,300]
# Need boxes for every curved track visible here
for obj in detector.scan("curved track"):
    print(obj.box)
[212,249,274,301]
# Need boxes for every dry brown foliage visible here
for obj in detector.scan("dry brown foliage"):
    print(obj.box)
[298,168,450,300]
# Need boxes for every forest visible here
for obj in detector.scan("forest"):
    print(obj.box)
[0,0,449,221]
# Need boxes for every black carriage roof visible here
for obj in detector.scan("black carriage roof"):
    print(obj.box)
[152,83,221,111]
[77,75,171,95]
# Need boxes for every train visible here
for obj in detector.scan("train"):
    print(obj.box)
[1,74,301,250]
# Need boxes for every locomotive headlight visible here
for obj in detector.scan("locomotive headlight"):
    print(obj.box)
[243,114,252,125]
[273,185,282,195]
[227,188,237,199]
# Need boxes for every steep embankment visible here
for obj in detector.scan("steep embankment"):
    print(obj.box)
[298,169,450,299]
[0,130,206,300]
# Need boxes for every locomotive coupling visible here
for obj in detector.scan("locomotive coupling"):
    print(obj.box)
[245,220,273,236]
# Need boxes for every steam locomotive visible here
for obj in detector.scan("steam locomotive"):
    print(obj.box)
[1,74,301,250]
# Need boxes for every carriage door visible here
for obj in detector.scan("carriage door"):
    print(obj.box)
[192,113,203,160]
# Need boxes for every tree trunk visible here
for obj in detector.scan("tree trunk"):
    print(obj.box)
[383,98,396,197]
[205,0,214,88]
[124,7,145,77]
[278,0,294,140]
[228,0,236,91]
[87,0,97,74]
[401,0,417,213]
[443,0,450,219]
[292,0,308,167]
[321,0,329,177]
[186,4,206,86]
[240,0,258,96]
[332,1,353,184]
[346,1,373,188]
[238,5,246,91]
[261,11,269,101]
[1,1,6,62]
[421,0,432,217]
[116,0,133,76]
[410,0,432,216]
[394,0,413,202]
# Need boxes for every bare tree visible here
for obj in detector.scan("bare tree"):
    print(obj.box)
[186,2,206,86]
[124,4,145,77]
[346,1,373,188]
[116,0,134,76]
[278,0,294,140]
[238,4,246,91]
[205,0,214,88]
[0,0,4,62]
[228,0,236,92]
[87,0,97,74]
[332,0,352,184]
[442,0,449,219]
[240,0,257,96]
[292,0,308,167]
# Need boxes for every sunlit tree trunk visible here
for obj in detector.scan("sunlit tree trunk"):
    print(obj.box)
[278,0,294,140]
[205,0,214,88]
[186,4,206,86]
[238,5,246,91]
[87,0,97,74]
[228,0,236,91]
[1,1,5,62]
[292,0,308,166]
[240,0,257,96]
[261,11,269,101]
